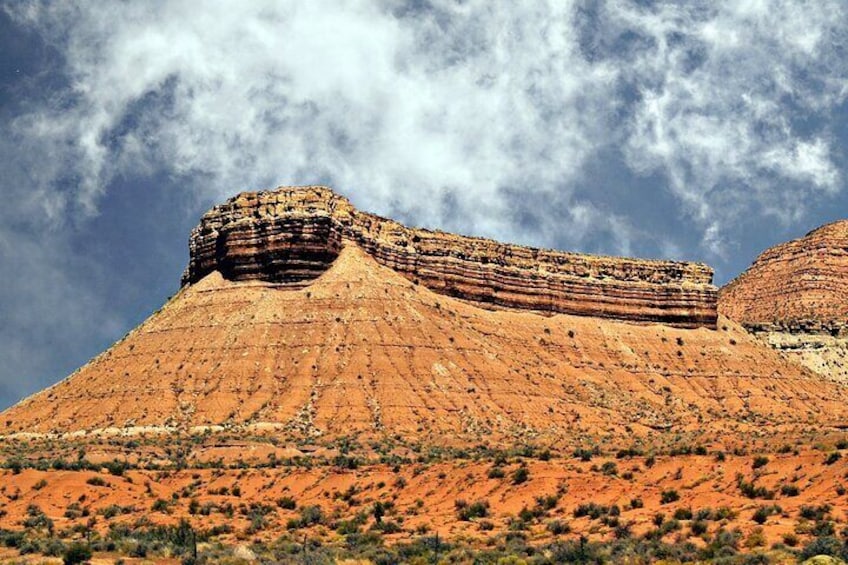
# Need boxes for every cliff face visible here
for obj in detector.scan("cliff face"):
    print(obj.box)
[719,220,848,382]
[5,244,846,440]
[184,186,718,328]
[6,185,848,441]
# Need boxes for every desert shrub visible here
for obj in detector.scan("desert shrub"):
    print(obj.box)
[714,506,736,520]
[573,448,593,462]
[799,536,847,561]
[780,483,800,496]
[455,499,489,521]
[782,533,799,547]
[63,542,92,565]
[673,507,692,520]
[737,476,774,499]
[103,460,127,476]
[660,490,679,504]
[616,447,643,459]
[511,466,529,485]
[277,496,297,510]
[800,504,831,521]
[287,505,324,529]
[547,519,570,535]
[86,476,108,487]
[825,452,843,465]
[700,528,741,559]
[151,498,170,513]
[22,505,53,534]
[99,505,123,519]
[751,456,769,469]
[0,530,25,548]
[487,466,505,479]
[477,520,494,531]
[691,520,708,535]
[751,505,781,525]
[600,461,618,476]
[573,503,611,520]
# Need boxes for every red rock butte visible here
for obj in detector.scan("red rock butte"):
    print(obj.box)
[183,186,718,329]
[3,186,848,441]
[720,220,848,383]
[720,220,848,332]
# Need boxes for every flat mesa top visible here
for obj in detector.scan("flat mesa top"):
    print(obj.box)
[196,185,715,282]
[183,185,717,329]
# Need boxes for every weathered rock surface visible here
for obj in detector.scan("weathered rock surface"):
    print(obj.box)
[719,220,848,382]
[3,245,847,440]
[183,186,718,328]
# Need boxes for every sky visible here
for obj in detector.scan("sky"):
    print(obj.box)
[1,1,848,410]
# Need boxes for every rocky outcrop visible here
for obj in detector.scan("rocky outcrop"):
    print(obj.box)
[5,244,847,439]
[720,220,848,328]
[719,220,848,382]
[184,186,718,328]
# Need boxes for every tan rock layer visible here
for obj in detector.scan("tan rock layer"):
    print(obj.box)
[183,186,718,328]
[719,220,848,329]
[4,245,846,440]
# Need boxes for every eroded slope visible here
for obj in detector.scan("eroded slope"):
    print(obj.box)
[3,245,846,441]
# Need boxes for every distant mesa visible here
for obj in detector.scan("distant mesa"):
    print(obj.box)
[184,186,718,328]
[720,220,848,332]
[720,220,848,383]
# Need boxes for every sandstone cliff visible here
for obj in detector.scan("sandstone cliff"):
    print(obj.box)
[4,190,848,440]
[4,244,847,440]
[719,220,848,382]
[183,186,718,328]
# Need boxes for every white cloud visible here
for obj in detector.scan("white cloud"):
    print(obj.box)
[608,1,846,253]
[3,0,847,253]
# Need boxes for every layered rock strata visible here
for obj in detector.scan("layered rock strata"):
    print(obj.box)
[4,245,847,439]
[184,186,718,328]
[719,220,848,382]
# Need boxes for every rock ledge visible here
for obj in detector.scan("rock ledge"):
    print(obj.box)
[184,186,718,328]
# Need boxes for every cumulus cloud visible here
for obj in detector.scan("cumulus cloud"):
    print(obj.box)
[602,1,847,253]
[6,1,847,254]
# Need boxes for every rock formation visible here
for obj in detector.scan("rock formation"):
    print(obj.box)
[4,186,848,441]
[719,220,848,382]
[183,186,718,328]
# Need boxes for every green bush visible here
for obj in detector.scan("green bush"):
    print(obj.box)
[487,466,505,479]
[751,456,769,469]
[825,452,842,465]
[63,542,92,565]
[511,466,529,485]
[780,483,800,497]
[660,490,679,504]
[455,499,489,521]
[277,496,297,510]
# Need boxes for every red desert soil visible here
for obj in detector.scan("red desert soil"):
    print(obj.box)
[0,448,846,554]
